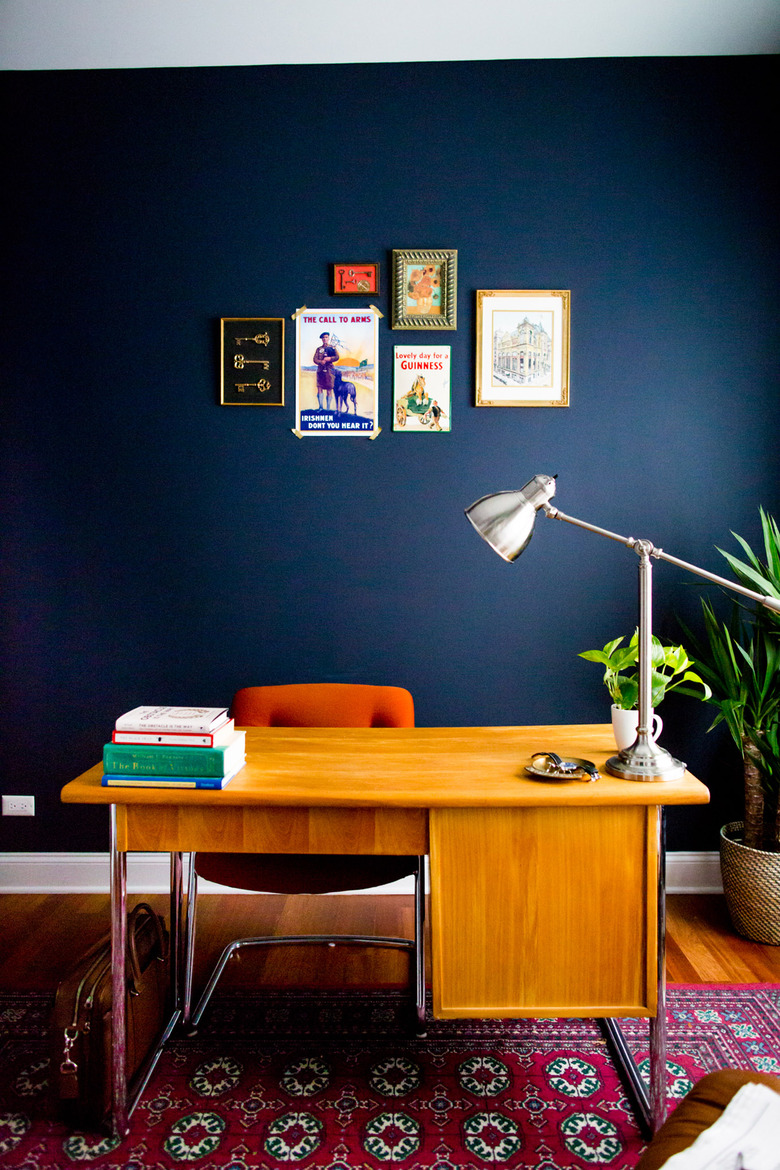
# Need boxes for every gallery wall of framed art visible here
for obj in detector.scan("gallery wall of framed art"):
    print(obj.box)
[217,256,571,431]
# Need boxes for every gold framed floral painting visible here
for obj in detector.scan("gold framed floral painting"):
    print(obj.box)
[475,290,570,407]
[392,249,457,330]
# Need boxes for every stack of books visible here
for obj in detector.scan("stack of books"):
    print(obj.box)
[101,706,246,789]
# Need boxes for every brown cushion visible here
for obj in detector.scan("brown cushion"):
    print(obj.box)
[636,1069,780,1170]
[195,852,418,894]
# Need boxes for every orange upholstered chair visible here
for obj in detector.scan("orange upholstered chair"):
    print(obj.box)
[182,684,425,1032]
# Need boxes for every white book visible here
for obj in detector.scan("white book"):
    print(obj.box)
[114,706,229,733]
[112,718,236,747]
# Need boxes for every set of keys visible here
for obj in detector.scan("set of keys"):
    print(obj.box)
[227,325,274,398]
[234,355,270,370]
[236,380,271,392]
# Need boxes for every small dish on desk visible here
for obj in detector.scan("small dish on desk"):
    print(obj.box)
[525,752,600,782]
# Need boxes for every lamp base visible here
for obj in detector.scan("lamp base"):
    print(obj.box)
[605,742,686,782]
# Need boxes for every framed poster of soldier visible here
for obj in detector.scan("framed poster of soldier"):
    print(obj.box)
[294,308,380,436]
[475,290,570,407]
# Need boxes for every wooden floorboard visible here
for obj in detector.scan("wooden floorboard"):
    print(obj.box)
[1,893,778,994]
[665,894,780,982]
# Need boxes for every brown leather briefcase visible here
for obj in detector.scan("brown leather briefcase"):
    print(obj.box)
[52,902,169,1128]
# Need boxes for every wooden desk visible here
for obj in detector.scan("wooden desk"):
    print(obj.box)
[61,724,709,1136]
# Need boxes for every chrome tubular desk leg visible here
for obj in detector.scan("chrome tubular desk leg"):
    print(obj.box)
[414,857,426,1033]
[599,808,668,1139]
[182,853,197,1026]
[649,808,668,1132]
[170,852,183,1011]
[110,826,185,1136]
[122,852,183,1117]
[109,806,129,1137]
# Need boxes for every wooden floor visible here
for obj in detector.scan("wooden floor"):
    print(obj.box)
[1,892,779,994]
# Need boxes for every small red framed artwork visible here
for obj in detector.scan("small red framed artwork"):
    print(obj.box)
[332,263,380,296]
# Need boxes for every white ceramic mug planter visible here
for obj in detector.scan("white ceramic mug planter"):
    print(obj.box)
[611,705,662,752]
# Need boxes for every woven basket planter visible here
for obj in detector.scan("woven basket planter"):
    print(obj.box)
[720,821,780,946]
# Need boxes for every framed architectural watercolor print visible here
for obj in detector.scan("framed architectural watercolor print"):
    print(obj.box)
[220,317,285,405]
[332,263,380,295]
[475,290,570,407]
[294,307,379,436]
[392,249,457,330]
[393,346,451,431]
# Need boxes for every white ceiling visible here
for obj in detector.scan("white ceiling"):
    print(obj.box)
[1,0,778,70]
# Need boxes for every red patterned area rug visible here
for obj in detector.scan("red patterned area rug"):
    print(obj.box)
[2,984,779,1169]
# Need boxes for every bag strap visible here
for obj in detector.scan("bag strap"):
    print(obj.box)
[126,903,168,993]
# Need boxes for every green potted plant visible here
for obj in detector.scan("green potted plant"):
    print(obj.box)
[686,508,780,944]
[578,632,711,750]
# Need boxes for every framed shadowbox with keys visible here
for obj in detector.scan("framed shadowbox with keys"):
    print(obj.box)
[220,318,285,406]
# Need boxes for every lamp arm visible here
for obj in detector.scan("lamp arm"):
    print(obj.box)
[651,548,780,613]
[542,503,780,614]
[542,503,636,552]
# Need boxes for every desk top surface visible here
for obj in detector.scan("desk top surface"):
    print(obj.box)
[61,724,710,809]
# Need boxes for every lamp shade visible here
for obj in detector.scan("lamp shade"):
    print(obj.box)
[465,474,557,561]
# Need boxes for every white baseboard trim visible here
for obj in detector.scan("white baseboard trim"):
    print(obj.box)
[665,851,723,895]
[0,852,414,895]
[0,851,723,895]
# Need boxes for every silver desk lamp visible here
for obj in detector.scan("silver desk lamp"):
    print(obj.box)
[466,473,780,781]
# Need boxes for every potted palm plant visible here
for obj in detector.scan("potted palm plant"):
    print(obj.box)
[686,508,780,944]
[578,633,710,750]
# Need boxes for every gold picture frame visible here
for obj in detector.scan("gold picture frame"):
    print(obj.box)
[220,318,285,406]
[476,290,570,407]
[392,249,457,330]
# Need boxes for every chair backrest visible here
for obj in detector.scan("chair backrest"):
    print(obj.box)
[231,683,415,728]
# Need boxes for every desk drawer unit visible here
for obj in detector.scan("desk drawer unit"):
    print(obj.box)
[116,803,428,856]
[430,804,658,1019]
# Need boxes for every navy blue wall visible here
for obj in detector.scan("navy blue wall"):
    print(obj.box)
[2,57,778,854]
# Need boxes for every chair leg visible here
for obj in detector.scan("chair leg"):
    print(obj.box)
[186,861,427,1035]
[413,857,427,1036]
[188,931,416,1031]
[182,855,198,1027]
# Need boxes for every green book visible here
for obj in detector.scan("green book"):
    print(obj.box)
[102,730,245,777]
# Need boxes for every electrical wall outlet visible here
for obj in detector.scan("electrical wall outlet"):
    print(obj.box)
[2,795,35,816]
